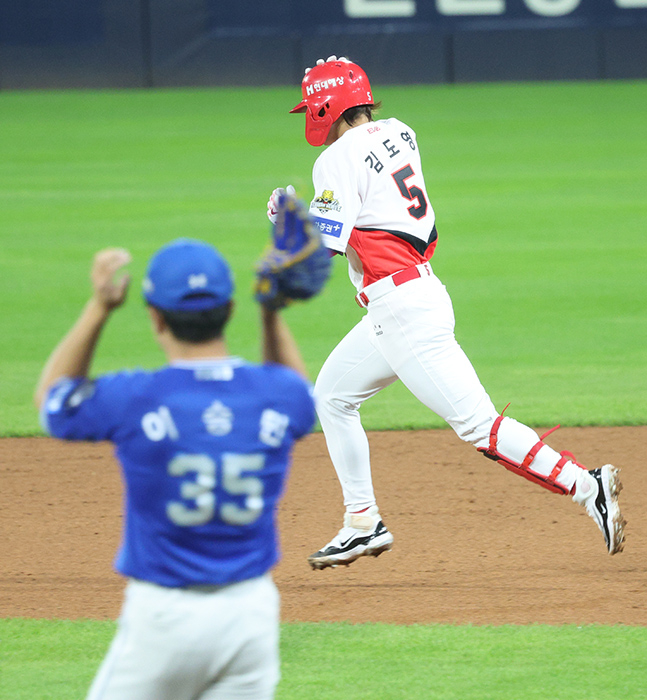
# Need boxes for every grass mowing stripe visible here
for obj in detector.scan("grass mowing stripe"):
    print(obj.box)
[3,618,645,699]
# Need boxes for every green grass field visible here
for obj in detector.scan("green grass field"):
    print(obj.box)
[4,618,647,700]
[1,81,646,435]
[2,81,646,698]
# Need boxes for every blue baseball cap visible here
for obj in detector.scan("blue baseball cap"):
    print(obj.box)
[142,238,234,311]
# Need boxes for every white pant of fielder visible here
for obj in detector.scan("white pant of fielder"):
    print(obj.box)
[86,574,280,700]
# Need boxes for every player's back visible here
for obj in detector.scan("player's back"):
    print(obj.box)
[313,117,436,240]
[42,357,315,587]
[310,117,438,288]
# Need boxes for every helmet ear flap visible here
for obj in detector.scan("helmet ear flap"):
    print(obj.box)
[305,104,334,147]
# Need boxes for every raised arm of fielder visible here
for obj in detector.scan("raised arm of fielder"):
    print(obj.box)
[35,247,310,409]
[34,248,132,409]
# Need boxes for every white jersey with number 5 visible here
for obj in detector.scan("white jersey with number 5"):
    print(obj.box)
[308,118,438,292]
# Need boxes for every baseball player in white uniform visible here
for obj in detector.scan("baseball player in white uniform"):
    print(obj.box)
[267,56,626,570]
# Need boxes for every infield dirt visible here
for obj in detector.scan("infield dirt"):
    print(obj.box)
[3,427,646,625]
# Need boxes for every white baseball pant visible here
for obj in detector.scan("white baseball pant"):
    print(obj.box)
[86,573,280,700]
[314,263,580,508]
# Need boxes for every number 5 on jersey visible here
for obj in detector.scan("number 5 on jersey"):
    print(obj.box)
[392,165,428,220]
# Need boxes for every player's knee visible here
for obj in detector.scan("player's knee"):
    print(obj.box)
[448,412,498,449]
[313,386,359,422]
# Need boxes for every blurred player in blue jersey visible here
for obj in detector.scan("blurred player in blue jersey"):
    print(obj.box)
[34,239,316,700]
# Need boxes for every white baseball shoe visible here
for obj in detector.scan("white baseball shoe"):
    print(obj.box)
[308,506,394,570]
[572,465,626,555]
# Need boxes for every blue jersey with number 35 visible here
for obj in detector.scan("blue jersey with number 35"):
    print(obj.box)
[41,358,315,587]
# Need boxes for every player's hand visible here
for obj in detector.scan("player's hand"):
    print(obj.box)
[304,55,349,75]
[91,248,132,312]
[256,191,331,310]
[267,185,296,223]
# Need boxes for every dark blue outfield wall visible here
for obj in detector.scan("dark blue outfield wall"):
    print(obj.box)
[0,0,646,90]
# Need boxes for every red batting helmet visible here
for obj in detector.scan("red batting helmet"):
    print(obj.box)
[290,59,373,147]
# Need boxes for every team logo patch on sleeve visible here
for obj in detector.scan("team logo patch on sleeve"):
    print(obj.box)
[67,381,96,407]
[313,189,342,214]
[45,378,80,413]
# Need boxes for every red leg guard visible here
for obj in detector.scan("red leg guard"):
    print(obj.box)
[479,449,572,495]
[478,414,575,495]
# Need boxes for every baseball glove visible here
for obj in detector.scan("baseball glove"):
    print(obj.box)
[255,192,331,310]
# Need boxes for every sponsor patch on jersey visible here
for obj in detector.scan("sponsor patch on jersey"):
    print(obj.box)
[312,216,343,238]
[313,189,342,214]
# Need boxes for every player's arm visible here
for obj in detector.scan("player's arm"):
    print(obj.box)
[309,152,361,255]
[255,192,331,379]
[260,306,308,379]
[34,248,131,409]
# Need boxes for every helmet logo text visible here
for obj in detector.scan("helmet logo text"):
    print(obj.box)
[306,77,345,96]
